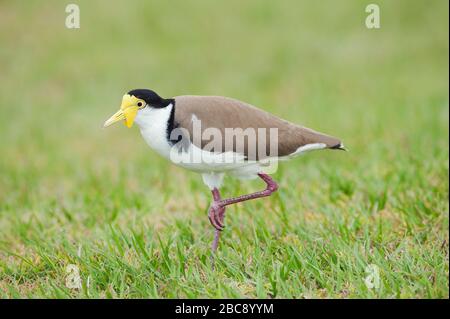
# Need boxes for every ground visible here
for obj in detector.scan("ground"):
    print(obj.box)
[0,0,448,298]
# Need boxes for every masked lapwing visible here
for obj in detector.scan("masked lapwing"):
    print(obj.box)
[104,89,345,253]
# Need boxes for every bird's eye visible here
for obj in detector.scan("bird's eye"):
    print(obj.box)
[137,101,144,108]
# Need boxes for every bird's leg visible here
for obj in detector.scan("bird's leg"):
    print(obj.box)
[209,173,278,232]
[210,188,226,253]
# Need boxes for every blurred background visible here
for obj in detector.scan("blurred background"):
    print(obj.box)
[0,0,448,298]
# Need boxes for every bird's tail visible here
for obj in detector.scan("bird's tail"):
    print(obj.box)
[329,143,348,151]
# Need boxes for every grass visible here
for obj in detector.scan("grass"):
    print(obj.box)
[0,0,448,298]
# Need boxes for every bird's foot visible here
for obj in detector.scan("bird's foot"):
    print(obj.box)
[208,202,225,231]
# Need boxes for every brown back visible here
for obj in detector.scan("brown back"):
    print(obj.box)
[172,95,341,160]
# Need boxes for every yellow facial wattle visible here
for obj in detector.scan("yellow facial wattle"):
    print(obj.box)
[104,94,141,128]
[123,105,138,128]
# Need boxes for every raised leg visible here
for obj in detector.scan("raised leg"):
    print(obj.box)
[210,188,226,253]
[208,173,279,234]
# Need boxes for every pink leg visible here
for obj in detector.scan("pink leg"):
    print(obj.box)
[210,188,226,253]
[208,173,279,235]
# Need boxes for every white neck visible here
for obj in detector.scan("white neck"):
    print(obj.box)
[134,104,173,159]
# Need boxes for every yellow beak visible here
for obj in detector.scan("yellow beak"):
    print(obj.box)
[103,94,139,128]
[103,109,125,128]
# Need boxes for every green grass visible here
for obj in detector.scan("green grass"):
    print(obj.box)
[0,0,448,298]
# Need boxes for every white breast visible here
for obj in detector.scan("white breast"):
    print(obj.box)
[135,104,174,159]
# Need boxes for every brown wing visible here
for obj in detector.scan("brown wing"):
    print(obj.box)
[172,95,342,160]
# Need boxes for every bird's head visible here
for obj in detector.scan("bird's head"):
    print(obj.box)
[103,89,171,128]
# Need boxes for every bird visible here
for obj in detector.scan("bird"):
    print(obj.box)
[104,89,345,253]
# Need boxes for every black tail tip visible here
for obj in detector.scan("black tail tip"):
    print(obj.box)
[330,143,348,151]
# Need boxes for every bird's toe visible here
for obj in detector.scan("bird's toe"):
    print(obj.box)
[208,203,225,230]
